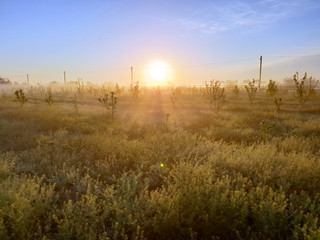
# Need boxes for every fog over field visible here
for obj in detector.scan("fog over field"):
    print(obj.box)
[1,0,320,239]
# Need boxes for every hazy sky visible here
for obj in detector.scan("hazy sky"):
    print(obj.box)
[1,0,320,85]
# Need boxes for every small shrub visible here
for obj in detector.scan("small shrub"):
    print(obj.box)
[204,80,226,115]
[114,83,122,95]
[244,79,257,105]
[14,89,28,106]
[293,72,319,106]
[130,81,140,100]
[76,79,85,97]
[98,91,117,123]
[45,87,54,106]
[274,98,283,112]
[0,77,11,84]
[266,80,278,97]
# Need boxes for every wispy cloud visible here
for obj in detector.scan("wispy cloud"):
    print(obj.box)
[164,0,319,34]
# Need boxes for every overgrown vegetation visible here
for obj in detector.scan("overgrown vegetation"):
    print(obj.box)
[0,77,320,239]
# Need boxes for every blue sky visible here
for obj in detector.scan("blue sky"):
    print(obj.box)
[1,0,320,85]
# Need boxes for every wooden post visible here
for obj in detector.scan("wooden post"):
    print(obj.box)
[64,71,66,84]
[259,56,262,90]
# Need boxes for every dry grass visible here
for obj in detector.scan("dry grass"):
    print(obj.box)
[0,84,320,239]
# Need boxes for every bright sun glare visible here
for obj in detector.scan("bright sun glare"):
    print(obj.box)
[147,60,171,86]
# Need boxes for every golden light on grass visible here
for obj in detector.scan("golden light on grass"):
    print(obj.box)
[145,60,172,86]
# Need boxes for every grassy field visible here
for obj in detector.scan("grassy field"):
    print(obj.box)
[1,82,320,239]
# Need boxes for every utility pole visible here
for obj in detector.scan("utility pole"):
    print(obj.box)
[27,74,30,85]
[64,71,66,84]
[259,56,262,90]
[130,66,133,85]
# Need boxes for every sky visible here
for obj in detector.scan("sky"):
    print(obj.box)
[1,0,320,85]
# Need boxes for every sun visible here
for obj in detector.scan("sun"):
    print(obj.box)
[146,60,171,86]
